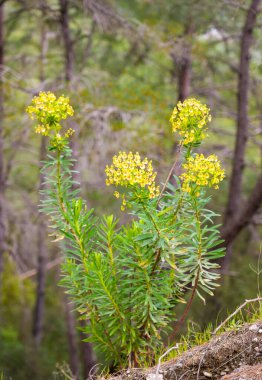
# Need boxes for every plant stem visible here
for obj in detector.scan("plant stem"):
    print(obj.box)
[168,195,202,343]
[55,148,121,362]
[157,146,181,206]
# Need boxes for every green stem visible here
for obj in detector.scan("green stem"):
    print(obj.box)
[193,197,203,259]
[108,240,116,277]
[55,148,120,359]
[56,149,89,271]
[56,150,65,213]
[150,248,161,276]
[171,193,184,224]
[141,202,160,239]
[140,202,163,276]
[97,271,124,321]
[157,145,182,206]
[168,196,203,344]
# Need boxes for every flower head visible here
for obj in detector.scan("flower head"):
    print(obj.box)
[26,92,75,149]
[180,154,225,193]
[170,98,211,146]
[105,151,160,202]
[27,92,74,128]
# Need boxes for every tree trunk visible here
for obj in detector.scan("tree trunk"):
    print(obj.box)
[64,296,80,380]
[0,2,5,289]
[221,172,262,247]
[60,0,73,83]
[221,0,261,270]
[224,0,261,225]
[176,27,191,103]
[32,138,47,346]
[177,55,191,102]
[59,0,78,172]
[171,22,192,103]
[79,319,97,379]
[32,0,48,346]
[170,22,192,165]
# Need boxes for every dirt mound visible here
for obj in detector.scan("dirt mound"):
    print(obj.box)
[107,321,262,380]
[220,364,262,379]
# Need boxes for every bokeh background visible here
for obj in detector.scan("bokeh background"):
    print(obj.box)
[0,0,261,378]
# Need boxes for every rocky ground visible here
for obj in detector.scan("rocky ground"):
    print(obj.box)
[106,321,262,380]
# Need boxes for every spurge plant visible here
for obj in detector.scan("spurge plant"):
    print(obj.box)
[27,93,225,368]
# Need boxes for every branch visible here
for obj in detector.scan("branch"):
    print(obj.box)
[19,257,63,280]
[157,146,181,206]
[213,297,262,335]
[83,0,134,35]
[221,172,262,246]
[168,269,200,344]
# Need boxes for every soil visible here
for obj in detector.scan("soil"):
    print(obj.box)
[106,321,262,380]
[220,364,262,379]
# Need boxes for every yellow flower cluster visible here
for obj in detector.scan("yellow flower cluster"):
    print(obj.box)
[35,124,50,136]
[105,151,160,201]
[170,98,211,145]
[65,128,75,138]
[27,92,74,125]
[26,92,75,149]
[180,154,225,193]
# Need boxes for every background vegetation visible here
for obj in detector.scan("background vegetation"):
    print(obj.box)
[0,0,261,379]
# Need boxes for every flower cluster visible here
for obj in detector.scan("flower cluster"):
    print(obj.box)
[180,154,225,193]
[27,92,74,127]
[105,152,160,206]
[170,98,211,146]
[26,92,75,149]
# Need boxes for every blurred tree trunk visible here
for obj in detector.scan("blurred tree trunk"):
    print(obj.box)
[60,1,96,377]
[60,0,73,83]
[32,0,48,346]
[170,21,193,103]
[60,1,80,376]
[176,24,192,103]
[221,173,262,247]
[170,22,193,164]
[221,0,261,269]
[0,2,5,289]
[32,138,47,345]
[79,320,97,379]
[224,0,261,224]
[177,52,191,103]
[64,296,80,380]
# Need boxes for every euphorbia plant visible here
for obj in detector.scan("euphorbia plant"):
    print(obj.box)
[27,94,225,368]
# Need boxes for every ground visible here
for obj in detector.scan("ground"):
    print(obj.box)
[106,321,262,380]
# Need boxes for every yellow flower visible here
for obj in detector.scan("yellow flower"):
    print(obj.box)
[170,98,211,145]
[27,92,75,151]
[27,92,74,125]
[65,128,75,138]
[180,154,225,193]
[26,92,75,140]
[35,124,50,136]
[114,191,120,198]
[105,151,160,201]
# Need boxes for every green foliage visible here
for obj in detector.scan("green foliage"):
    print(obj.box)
[0,255,69,380]
[0,254,34,328]
[30,93,226,369]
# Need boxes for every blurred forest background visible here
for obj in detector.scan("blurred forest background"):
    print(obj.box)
[0,0,261,379]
